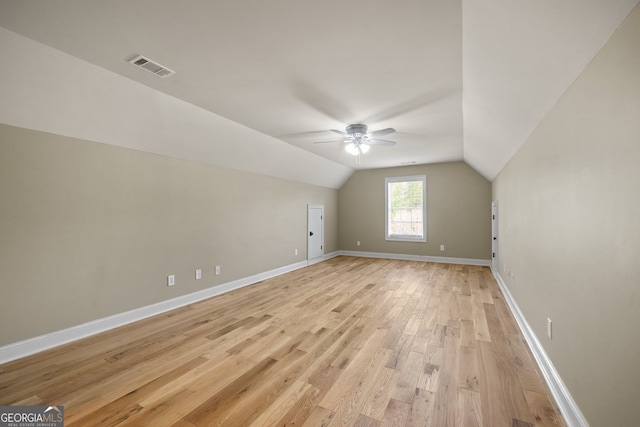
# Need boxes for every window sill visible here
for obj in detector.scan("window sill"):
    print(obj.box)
[386,237,427,243]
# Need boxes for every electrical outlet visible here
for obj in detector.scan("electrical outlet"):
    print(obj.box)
[195,269,202,280]
[356,240,361,247]
[167,275,175,287]
[547,318,553,339]
[440,244,445,251]
[215,265,221,275]
[295,249,298,256]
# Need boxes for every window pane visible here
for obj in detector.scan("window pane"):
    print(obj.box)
[387,177,424,240]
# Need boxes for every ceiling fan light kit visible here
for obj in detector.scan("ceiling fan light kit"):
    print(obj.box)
[345,142,369,155]
[328,124,397,159]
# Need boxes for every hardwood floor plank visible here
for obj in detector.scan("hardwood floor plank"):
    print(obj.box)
[416,361,440,392]
[416,347,442,393]
[471,297,491,342]
[523,390,565,427]
[456,293,474,321]
[380,398,411,426]
[12,395,43,406]
[457,388,483,427]
[276,366,342,426]
[458,346,480,392]
[0,257,564,427]
[170,420,196,427]
[477,333,537,426]
[325,347,391,426]
[431,336,459,427]
[506,334,548,395]
[354,414,381,426]
[61,341,222,424]
[129,387,200,426]
[67,355,208,427]
[385,332,416,370]
[477,340,510,427]
[424,345,443,366]
[407,388,435,427]
[213,351,310,426]
[361,367,400,421]
[318,328,388,409]
[307,365,343,394]
[247,379,312,427]
[429,323,447,348]
[381,297,419,350]
[181,357,279,425]
[274,386,322,426]
[302,406,335,427]
[138,350,254,409]
[409,289,435,354]
[460,318,476,348]
[331,345,360,370]
[296,307,371,384]
[391,351,424,403]
[493,296,521,336]
[483,303,535,424]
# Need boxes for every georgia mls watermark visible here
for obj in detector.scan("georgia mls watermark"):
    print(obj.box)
[0,406,64,427]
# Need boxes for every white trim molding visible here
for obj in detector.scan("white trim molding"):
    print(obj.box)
[493,271,589,427]
[339,250,491,266]
[308,250,340,266]
[0,260,309,365]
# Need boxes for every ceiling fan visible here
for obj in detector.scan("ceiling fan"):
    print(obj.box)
[315,124,396,162]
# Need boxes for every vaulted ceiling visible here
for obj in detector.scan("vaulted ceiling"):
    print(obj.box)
[1,0,638,185]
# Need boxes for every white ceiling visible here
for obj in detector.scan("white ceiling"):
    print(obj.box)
[0,0,638,183]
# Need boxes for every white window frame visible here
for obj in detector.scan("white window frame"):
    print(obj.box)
[385,175,427,242]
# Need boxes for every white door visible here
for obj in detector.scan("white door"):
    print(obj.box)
[308,205,324,261]
[491,200,498,272]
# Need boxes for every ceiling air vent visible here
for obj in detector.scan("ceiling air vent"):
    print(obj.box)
[127,54,175,78]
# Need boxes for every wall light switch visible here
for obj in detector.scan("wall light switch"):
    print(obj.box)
[547,318,553,339]
[295,249,298,256]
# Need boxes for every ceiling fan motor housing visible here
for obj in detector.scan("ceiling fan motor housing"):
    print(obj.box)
[346,124,368,138]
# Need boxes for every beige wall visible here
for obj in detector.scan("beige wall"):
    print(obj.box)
[492,6,640,426]
[0,123,338,346]
[338,162,491,260]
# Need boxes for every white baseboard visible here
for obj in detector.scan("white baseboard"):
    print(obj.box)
[307,250,340,265]
[493,271,589,427]
[339,250,491,266]
[0,260,309,365]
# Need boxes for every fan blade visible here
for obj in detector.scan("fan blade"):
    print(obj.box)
[367,128,395,138]
[330,129,348,137]
[367,139,396,146]
[313,140,344,144]
[363,89,457,123]
[292,80,354,122]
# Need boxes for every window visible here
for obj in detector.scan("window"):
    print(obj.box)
[385,175,426,242]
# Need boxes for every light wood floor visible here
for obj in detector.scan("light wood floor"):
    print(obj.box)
[0,257,565,426]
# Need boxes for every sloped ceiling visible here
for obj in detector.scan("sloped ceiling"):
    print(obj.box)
[0,0,638,187]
